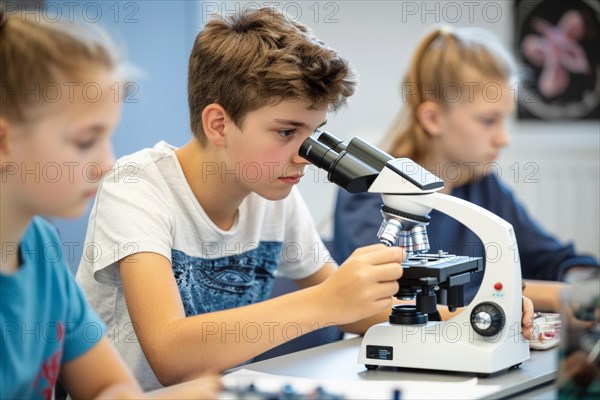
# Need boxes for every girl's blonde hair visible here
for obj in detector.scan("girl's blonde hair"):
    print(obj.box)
[0,8,122,123]
[382,26,517,163]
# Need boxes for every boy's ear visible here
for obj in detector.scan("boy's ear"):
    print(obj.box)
[0,117,12,159]
[416,101,443,137]
[202,104,228,147]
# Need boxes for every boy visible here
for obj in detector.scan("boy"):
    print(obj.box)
[76,8,406,391]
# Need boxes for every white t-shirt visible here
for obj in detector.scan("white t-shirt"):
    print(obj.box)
[75,141,328,390]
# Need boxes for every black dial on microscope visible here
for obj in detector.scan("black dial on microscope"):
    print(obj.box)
[470,302,506,337]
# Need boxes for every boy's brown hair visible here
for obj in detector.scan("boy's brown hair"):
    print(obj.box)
[188,7,356,144]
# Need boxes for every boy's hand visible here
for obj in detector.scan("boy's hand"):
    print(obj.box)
[146,374,222,399]
[95,375,221,400]
[316,244,405,325]
[521,296,535,339]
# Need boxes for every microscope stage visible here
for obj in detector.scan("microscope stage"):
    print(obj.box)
[401,254,483,284]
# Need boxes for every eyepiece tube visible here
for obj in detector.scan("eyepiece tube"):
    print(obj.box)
[299,136,381,193]
[347,137,394,172]
[317,131,347,153]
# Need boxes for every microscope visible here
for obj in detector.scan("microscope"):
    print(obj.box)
[299,132,530,375]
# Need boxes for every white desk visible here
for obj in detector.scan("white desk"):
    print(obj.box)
[235,337,557,399]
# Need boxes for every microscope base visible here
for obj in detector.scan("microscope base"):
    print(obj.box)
[358,322,530,374]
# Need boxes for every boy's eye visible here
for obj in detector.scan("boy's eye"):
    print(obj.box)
[74,138,97,150]
[480,118,497,126]
[278,129,296,138]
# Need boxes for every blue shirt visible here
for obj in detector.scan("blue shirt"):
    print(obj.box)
[1,217,105,399]
[333,174,599,303]
[172,243,283,316]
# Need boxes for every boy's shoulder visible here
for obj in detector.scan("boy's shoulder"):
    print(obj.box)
[112,141,176,174]
[102,141,181,192]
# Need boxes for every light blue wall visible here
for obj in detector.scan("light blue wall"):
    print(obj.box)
[50,1,203,271]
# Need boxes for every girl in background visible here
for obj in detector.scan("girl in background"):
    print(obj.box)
[333,26,598,312]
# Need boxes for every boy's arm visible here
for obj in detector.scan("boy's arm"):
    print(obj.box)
[59,337,142,399]
[119,245,403,386]
[296,263,462,334]
[60,337,222,399]
[523,265,599,312]
[523,279,564,312]
[294,262,393,334]
[145,375,221,400]
[297,262,535,339]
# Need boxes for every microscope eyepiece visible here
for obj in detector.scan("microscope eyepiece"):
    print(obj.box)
[299,137,339,172]
[299,136,380,193]
[316,131,347,153]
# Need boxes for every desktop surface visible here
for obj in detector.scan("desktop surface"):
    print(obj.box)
[234,337,558,399]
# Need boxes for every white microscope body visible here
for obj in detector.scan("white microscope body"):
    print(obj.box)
[357,160,530,374]
[299,133,530,375]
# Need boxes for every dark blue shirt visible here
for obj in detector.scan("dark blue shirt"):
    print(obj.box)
[333,174,599,303]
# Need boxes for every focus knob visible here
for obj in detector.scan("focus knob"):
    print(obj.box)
[470,302,505,337]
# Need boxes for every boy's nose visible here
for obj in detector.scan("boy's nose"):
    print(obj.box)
[494,126,510,148]
[291,151,311,166]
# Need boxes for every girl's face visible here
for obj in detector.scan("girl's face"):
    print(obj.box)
[435,80,514,183]
[3,70,120,219]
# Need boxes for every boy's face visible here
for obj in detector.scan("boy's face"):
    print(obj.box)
[4,70,120,219]
[224,99,327,201]
[437,80,513,182]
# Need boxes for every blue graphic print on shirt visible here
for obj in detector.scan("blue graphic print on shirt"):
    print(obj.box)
[171,242,283,316]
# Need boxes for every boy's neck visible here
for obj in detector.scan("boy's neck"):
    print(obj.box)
[175,139,247,231]
[0,193,31,274]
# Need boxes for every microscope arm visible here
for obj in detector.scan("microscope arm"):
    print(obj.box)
[382,192,524,328]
